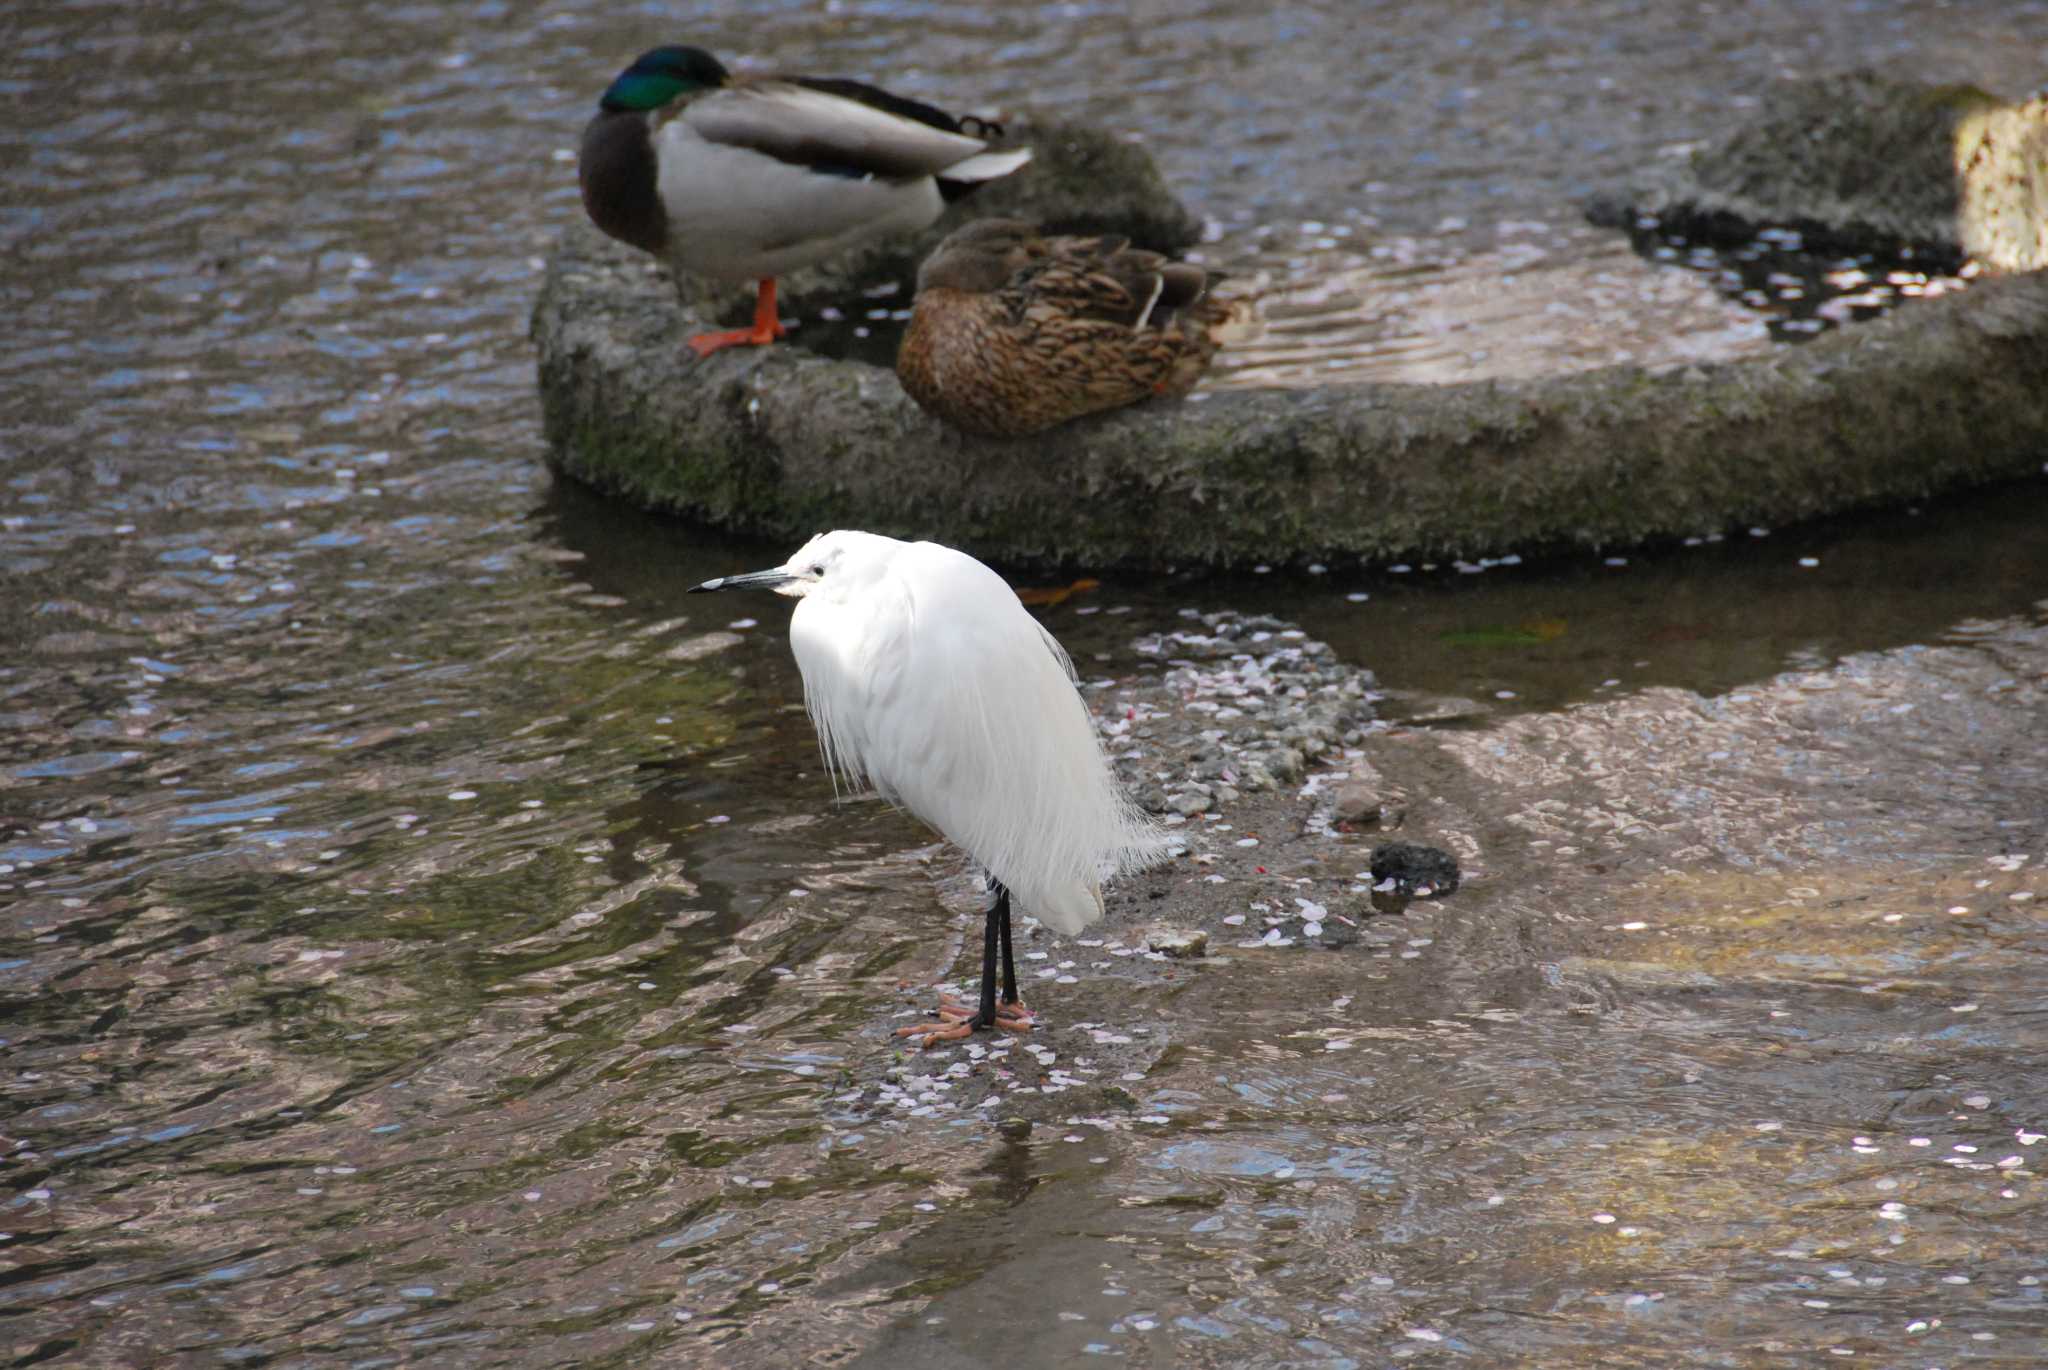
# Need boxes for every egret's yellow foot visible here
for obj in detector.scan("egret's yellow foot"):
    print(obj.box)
[895,993,1035,1046]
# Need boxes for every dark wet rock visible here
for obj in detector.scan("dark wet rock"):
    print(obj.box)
[1369,841,1461,896]
[1592,70,2048,272]
[536,202,2048,569]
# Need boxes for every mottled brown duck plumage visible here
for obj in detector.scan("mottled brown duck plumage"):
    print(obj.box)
[896,218,1233,437]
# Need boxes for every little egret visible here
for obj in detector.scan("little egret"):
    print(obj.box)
[691,530,1169,1042]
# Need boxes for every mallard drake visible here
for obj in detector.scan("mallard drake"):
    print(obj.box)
[578,46,1032,357]
[896,219,1233,437]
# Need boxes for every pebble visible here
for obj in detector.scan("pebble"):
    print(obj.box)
[1147,928,1209,959]
[1329,770,1389,824]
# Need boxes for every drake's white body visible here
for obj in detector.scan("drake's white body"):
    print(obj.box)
[652,121,946,279]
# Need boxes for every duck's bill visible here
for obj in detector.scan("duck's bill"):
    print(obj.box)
[688,567,795,593]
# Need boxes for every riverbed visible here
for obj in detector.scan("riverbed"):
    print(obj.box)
[4,2,2046,1365]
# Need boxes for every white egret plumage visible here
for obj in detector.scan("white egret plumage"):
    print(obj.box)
[690,530,1169,1042]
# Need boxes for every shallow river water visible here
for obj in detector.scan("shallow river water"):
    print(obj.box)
[5,2,2048,1366]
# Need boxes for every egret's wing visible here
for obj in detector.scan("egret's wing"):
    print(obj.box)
[789,572,914,800]
[863,543,1166,933]
[685,79,994,180]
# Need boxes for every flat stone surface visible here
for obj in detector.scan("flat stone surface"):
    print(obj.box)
[535,211,2048,570]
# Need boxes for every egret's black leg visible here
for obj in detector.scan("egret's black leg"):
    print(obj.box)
[995,880,1020,1007]
[894,879,1035,1047]
[976,883,1003,1030]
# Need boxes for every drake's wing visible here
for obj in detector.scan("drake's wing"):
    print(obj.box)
[685,79,999,179]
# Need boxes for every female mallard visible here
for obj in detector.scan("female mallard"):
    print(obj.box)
[896,219,1233,437]
[579,46,1032,357]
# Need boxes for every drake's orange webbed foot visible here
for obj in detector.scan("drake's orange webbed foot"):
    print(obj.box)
[688,277,787,357]
[685,321,786,356]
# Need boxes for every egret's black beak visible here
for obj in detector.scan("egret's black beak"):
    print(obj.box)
[689,567,795,594]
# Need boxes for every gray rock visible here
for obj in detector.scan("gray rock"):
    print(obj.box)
[1255,747,1304,787]
[1330,771,1388,825]
[1596,70,2048,272]
[1234,759,1276,792]
[1170,787,1212,817]
[1147,928,1209,959]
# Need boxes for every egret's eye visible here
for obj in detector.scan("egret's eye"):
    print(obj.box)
[810,563,825,576]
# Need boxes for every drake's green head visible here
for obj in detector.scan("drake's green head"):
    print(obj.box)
[599,46,730,112]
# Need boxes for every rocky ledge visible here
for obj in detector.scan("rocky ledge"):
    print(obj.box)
[1589,69,2048,271]
[535,85,2048,573]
